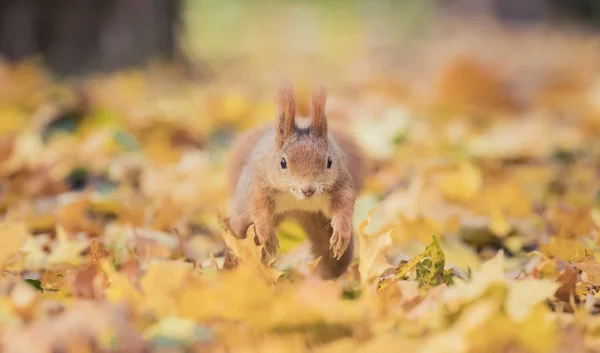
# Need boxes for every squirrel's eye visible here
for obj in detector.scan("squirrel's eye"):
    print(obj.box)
[327,157,332,169]
[280,157,287,169]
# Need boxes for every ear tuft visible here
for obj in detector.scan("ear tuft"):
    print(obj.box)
[275,81,296,146]
[310,85,327,138]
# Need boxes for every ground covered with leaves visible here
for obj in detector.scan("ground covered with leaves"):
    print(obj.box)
[2,16,600,353]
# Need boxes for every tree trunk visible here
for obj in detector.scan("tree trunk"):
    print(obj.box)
[439,0,600,27]
[0,0,182,77]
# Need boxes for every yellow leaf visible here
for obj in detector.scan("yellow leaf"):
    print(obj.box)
[3,131,44,173]
[0,221,29,270]
[489,208,510,237]
[379,234,452,292]
[217,218,283,283]
[572,258,600,286]
[441,237,480,272]
[0,106,27,135]
[423,300,499,353]
[316,334,421,353]
[178,266,273,324]
[440,163,482,203]
[358,206,393,287]
[469,305,557,353]
[540,236,589,262]
[143,316,198,342]
[442,250,505,304]
[505,279,558,321]
[140,260,193,317]
[47,226,90,267]
[99,259,144,313]
[515,306,558,353]
[19,235,49,270]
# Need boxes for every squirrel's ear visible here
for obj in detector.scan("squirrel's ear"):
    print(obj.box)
[275,82,296,146]
[310,86,327,139]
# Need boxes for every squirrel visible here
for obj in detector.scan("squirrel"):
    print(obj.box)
[226,83,367,279]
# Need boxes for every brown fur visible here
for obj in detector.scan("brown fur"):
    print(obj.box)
[310,86,327,138]
[227,84,368,279]
[227,122,271,191]
[275,82,296,147]
[228,123,364,192]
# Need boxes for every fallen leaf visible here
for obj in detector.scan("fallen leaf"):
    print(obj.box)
[139,260,193,317]
[572,257,600,286]
[0,221,29,270]
[379,234,452,292]
[505,279,559,321]
[47,225,90,267]
[358,206,393,287]
[554,265,578,303]
[439,163,482,203]
[218,218,283,283]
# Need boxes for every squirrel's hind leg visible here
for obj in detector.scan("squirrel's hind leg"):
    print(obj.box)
[290,211,354,279]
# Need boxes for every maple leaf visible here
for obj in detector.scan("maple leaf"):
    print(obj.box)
[47,226,90,267]
[19,235,50,270]
[217,217,283,283]
[357,206,393,287]
[379,234,453,293]
[572,257,600,286]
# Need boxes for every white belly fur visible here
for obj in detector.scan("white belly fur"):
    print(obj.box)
[274,192,330,216]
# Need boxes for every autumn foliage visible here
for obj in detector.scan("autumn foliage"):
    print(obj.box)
[2,13,600,353]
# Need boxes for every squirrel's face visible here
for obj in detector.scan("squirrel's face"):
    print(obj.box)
[275,133,338,200]
[272,83,334,200]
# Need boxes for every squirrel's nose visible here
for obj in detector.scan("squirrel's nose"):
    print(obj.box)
[301,186,316,197]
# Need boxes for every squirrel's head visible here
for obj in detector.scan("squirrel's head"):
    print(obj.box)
[272,83,340,200]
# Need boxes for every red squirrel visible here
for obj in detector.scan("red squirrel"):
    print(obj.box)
[226,83,366,279]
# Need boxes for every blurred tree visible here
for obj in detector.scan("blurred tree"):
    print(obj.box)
[494,0,600,26]
[547,0,600,25]
[0,0,182,76]
[440,0,600,27]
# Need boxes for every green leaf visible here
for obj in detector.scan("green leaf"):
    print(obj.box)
[25,279,43,292]
[382,234,453,291]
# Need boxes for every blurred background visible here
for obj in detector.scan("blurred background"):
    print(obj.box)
[1,0,599,75]
[1,0,599,73]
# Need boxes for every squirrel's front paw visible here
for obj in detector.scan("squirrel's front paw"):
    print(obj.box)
[254,225,278,256]
[330,216,351,260]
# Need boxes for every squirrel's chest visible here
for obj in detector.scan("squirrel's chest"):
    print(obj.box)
[273,192,331,216]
